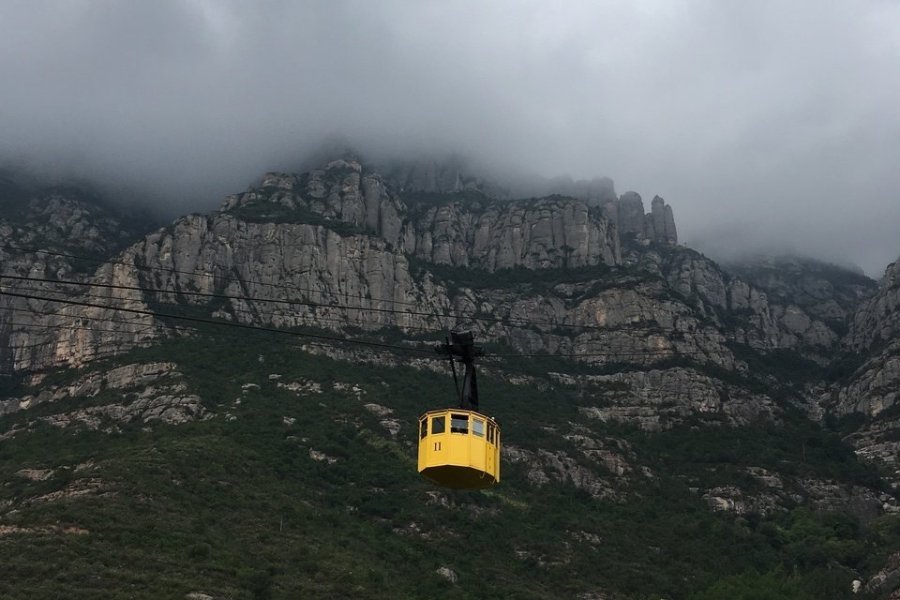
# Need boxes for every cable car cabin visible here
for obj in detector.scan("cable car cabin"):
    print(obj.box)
[418,408,500,490]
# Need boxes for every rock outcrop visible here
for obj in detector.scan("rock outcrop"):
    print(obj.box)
[727,255,877,332]
[2,158,899,495]
[2,158,900,599]
[0,171,151,258]
[601,192,677,246]
[647,196,677,245]
[849,258,900,352]
[0,175,157,373]
[564,367,776,431]
[0,159,850,430]
[406,196,620,270]
[224,161,623,270]
[0,361,207,432]
[825,259,900,488]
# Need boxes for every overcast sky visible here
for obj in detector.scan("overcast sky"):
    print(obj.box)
[2,1,899,275]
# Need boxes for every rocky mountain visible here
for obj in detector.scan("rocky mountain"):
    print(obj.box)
[1,158,899,599]
[0,169,152,258]
[0,170,157,376]
[381,155,509,199]
[2,157,892,434]
[376,154,619,206]
[827,259,900,486]
[726,255,877,336]
[724,253,899,489]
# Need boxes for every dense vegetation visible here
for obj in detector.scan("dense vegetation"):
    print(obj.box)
[1,334,897,599]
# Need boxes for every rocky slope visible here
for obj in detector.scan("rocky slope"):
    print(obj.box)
[0,159,874,404]
[727,255,877,336]
[227,161,625,269]
[1,158,900,598]
[850,259,900,352]
[0,170,151,259]
[0,159,896,482]
[0,171,157,374]
[827,259,900,487]
[2,159,896,486]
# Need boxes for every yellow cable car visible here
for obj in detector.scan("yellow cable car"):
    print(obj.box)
[418,408,501,489]
[417,332,501,489]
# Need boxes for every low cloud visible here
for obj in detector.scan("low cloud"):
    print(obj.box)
[2,1,899,275]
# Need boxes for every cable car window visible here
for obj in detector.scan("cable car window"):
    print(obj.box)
[431,416,445,434]
[473,418,485,437]
[450,414,469,434]
[487,423,494,443]
[420,419,428,439]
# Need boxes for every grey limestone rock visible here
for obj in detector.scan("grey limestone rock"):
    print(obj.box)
[727,255,876,338]
[405,196,621,270]
[613,191,646,238]
[647,196,677,244]
[8,160,893,474]
[824,259,900,488]
[850,258,900,351]
[504,445,616,499]
[435,566,458,584]
[864,552,900,596]
[570,367,775,430]
[598,192,677,245]
[0,361,206,438]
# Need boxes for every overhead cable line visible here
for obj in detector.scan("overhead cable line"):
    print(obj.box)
[0,269,689,336]
[2,243,429,308]
[0,297,716,363]
[12,243,659,328]
[3,281,447,335]
[0,251,732,363]
[1,318,156,338]
[0,289,433,356]
[0,297,447,357]
[1,276,727,362]
[1,273,463,331]
[0,318,306,358]
[0,304,180,336]
[0,257,588,331]
[0,305,390,361]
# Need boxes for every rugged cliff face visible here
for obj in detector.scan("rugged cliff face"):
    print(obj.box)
[728,256,877,335]
[0,170,152,257]
[850,259,900,352]
[0,159,869,398]
[2,159,900,598]
[826,259,900,485]
[0,172,156,374]
[0,159,897,475]
[602,191,677,246]
[224,161,623,270]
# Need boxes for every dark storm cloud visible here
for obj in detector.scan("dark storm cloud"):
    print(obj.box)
[2,1,899,275]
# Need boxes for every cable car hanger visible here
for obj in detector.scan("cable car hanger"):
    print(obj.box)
[418,330,501,490]
[435,330,484,411]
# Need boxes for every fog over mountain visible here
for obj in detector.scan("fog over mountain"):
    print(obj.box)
[2,1,899,275]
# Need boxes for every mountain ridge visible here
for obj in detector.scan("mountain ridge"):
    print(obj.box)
[0,159,899,598]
